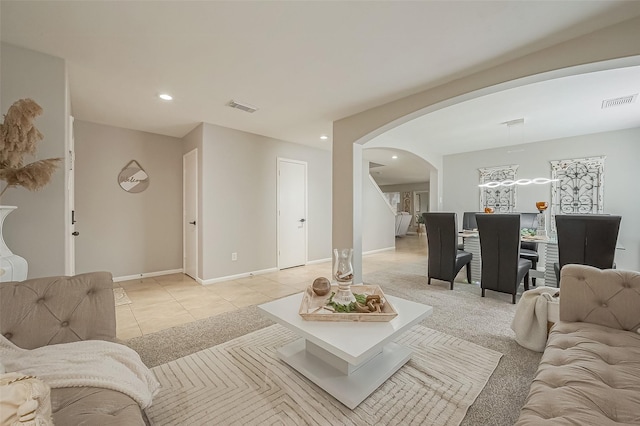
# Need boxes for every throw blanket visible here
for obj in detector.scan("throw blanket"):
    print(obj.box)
[511,286,559,352]
[0,336,160,409]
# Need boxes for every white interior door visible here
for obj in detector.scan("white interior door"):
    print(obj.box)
[278,158,307,269]
[183,149,198,279]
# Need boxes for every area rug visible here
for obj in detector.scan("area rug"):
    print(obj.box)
[113,287,132,306]
[145,323,502,425]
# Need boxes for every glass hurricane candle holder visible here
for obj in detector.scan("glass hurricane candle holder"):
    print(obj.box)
[332,248,355,305]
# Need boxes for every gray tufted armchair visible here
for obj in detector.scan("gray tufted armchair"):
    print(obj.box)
[0,272,146,425]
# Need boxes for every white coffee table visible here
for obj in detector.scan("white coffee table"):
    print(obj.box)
[258,292,433,409]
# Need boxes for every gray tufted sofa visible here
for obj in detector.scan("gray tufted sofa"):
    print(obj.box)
[515,264,640,425]
[0,272,146,425]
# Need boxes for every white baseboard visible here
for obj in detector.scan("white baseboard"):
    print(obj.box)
[201,267,279,285]
[307,247,395,265]
[306,257,331,265]
[114,248,393,285]
[113,268,183,282]
[363,246,395,256]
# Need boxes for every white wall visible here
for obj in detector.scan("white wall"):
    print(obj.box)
[379,182,429,194]
[443,127,640,272]
[74,120,183,277]
[198,123,332,282]
[0,43,68,278]
[362,173,395,254]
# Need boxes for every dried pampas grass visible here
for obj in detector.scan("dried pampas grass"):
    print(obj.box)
[0,98,61,198]
[0,98,44,168]
[0,159,62,196]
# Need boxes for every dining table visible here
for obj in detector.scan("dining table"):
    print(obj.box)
[458,231,625,287]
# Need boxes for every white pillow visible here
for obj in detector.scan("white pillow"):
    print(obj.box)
[0,373,53,425]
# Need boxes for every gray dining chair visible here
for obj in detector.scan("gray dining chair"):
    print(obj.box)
[476,213,531,304]
[423,213,473,290]
[554,214,622,284]
[462,212,480,231]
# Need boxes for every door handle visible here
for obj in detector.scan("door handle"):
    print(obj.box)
[72,231,79,236]
[299,218,306,223]
[189,221,196,225]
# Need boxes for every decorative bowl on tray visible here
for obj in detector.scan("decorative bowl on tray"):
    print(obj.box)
[299,284,397,322]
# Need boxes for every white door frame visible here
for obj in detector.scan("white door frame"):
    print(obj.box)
[183,149,198,279]
[277,157,308,269]
[65,115,75,275]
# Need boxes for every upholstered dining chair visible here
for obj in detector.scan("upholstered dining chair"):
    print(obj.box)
[462,212,480,230]
[423,212,473,290]
[476,213,531,304]
[553,214,622,284]
[519,213,540,286]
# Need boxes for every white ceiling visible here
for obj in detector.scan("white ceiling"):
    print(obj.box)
[365,65,640,185]
[2,1,640,185]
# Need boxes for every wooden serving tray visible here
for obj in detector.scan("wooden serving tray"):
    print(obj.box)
[299,284,397,322]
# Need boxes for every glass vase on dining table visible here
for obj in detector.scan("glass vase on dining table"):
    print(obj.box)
[536,201,548,238]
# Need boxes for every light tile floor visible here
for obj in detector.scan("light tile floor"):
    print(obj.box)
[115,234,428,339]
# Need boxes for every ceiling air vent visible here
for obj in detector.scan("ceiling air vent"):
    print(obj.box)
[227,100,258,113]
[601,94,637,109]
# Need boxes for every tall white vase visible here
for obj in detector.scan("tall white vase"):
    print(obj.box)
[0,206,28,282]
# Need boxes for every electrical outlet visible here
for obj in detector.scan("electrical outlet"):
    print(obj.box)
[231,252,237,261]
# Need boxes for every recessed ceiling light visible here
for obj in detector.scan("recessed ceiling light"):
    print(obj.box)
[159,93,173,101]
[392,155,398,159]
[320,135,328,140]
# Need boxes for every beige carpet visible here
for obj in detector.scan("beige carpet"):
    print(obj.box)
[145,323,502,425]
[113,287,132,306]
